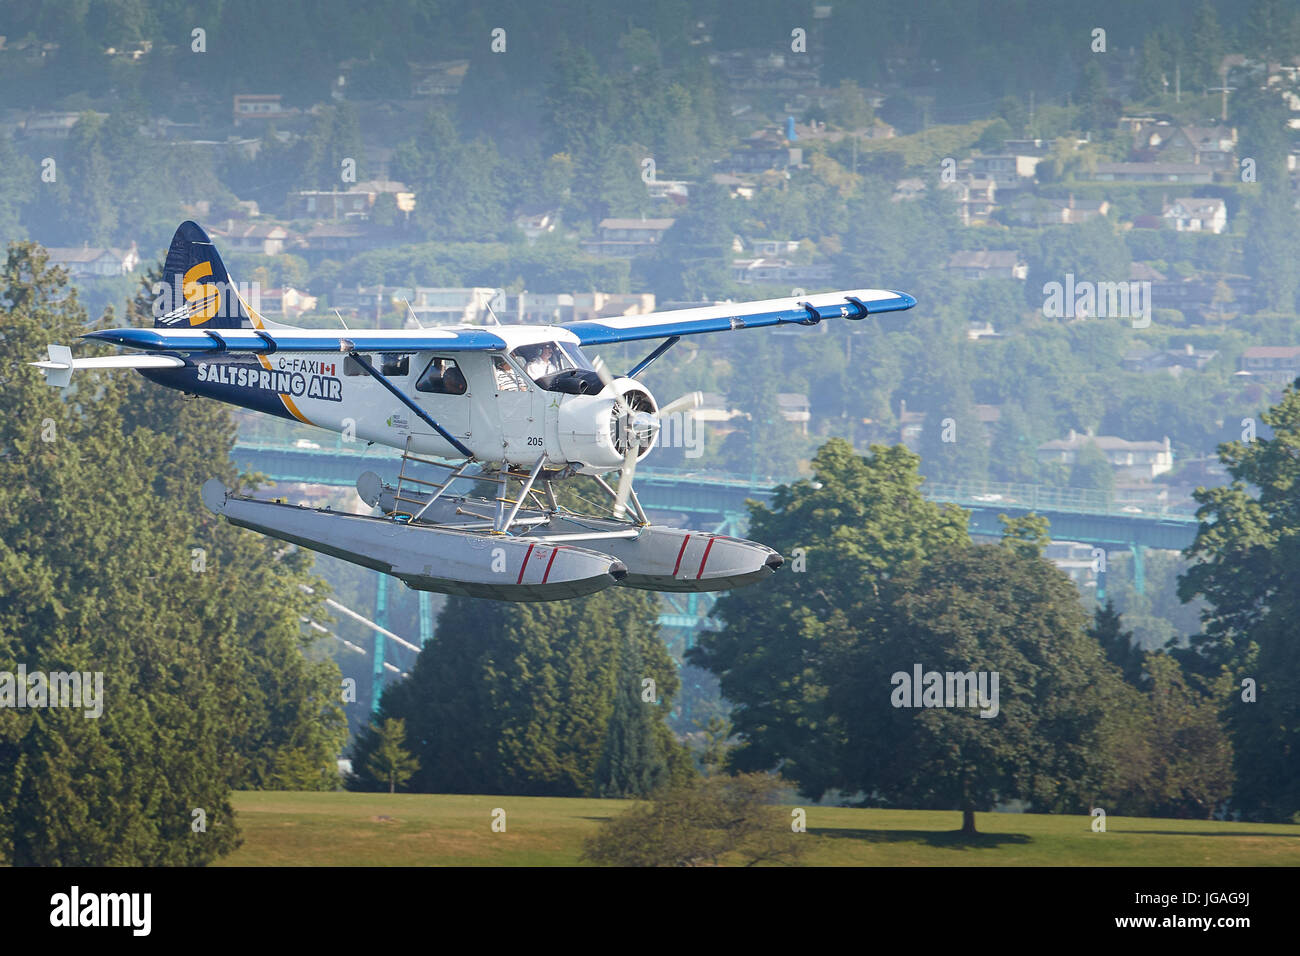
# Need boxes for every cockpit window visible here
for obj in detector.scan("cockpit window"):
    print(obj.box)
[416,356,467,395]
[512,342,575,382]
[380,353,410,376]
[559,342,594,371]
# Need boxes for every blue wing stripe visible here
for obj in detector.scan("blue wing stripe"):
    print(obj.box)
[83,327,510,353]
[563,290,915,346]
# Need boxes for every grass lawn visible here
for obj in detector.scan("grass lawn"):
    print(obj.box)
[217,791,1300,866]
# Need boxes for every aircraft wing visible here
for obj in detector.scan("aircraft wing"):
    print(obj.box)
[561,288,915,345]
[81,326,512,354]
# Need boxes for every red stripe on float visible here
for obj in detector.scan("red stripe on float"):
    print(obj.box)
[516,542,536,584]
[696,537,716,579]
[671,535,691,577]
[542,546,562,583]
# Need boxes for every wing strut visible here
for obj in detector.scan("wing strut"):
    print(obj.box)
[626,335,680,378]
[342,346,474,458]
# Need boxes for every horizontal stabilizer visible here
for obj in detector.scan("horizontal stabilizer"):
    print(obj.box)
[31,346,184,387]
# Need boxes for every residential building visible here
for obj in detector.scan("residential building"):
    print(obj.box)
[776,393,811,433]
[645,178,690,202]
[1122,343,1219,374]
[409,60,469,97]
[1162,196,1228,234]
[232,94,298,127]
[1010,194,1110,226]
[1087,162,1213,183]
[970,154,1043,182]
[1239,346,1300,383]
[288,180,415,220]
[939,176,998,226]
[1132,122,1237,170]
[1037,431,1174,481]
[945,249,1027,280]
[209,222,291,256]
[581,218,675,257]
[261,287,318,319]
[892,177,927,201]
[731,257,832,285]
[513,209,558,243]
[44,243,140,277]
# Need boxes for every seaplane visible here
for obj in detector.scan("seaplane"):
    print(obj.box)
[34,221,916,601]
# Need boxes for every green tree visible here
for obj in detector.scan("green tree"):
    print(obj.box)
[350,587,692,796]
[688,439,971,796]
[592,636,668,798]
[0,245,337,863]
[998,512,1050,558]
[365,718,419,794]
[581,772,804,866]
[1178,382,1300,820]
[833,544,1131,832]
[1069,439,1114,496]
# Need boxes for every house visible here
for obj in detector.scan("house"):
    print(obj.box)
[581,218,675,257]
[1239,346,1300,383]
[731,258,832,285]
[776,393,811,433]
[1086,162,1213,184]
[892,177,927,201]
[1151,273,1255,321]
[288,180,415,220]
[711,173,757,199]
[330,285,401,322]
[945,250,1027,280]
[1133,122,1237,169]
[645,178,690,202]
[970,154,1043,182]
[232,94,298,127]
[44,243,140,277]
[400,288,498,325]
[513,210,558,243]
[301,222,379,257]
[1163,196,1227,234]
[260,287,318,319]
[939,176,998,226]
[209,222,290,256]
[1037,430,1174,481]
[409,60,469,97]
[749,239,802,257]
[717,128,803,174]
[1010,195,1109,226]
[493,292,655,325]
[21,111,97,138]
[695,392,737,425]
[1122,343,1219,374]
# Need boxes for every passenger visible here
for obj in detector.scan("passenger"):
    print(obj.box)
[493,356,526,392]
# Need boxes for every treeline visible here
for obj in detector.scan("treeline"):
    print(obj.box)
[0,248,347,865]
[687,433,1297,823]
[346,589,696,798]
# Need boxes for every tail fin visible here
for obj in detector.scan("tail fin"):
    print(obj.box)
[155,220,251,329]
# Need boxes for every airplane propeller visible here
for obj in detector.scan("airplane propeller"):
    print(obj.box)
[590,357,703,519]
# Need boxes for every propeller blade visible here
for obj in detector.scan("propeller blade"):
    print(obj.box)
[590,354,617,390]
[612,439,639,519]
[656,390,703,418]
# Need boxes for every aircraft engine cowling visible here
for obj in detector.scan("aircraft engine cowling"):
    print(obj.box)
[555,380,658,472]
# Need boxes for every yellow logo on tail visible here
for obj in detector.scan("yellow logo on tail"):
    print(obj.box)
[183,262,220,325]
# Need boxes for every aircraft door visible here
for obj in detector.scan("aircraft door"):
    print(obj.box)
[491,354,542,464]
[411,353,473,455]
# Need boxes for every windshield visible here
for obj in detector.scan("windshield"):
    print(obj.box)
[512,342,578,382]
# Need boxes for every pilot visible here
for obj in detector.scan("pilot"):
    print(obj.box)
[525,343,560,380]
